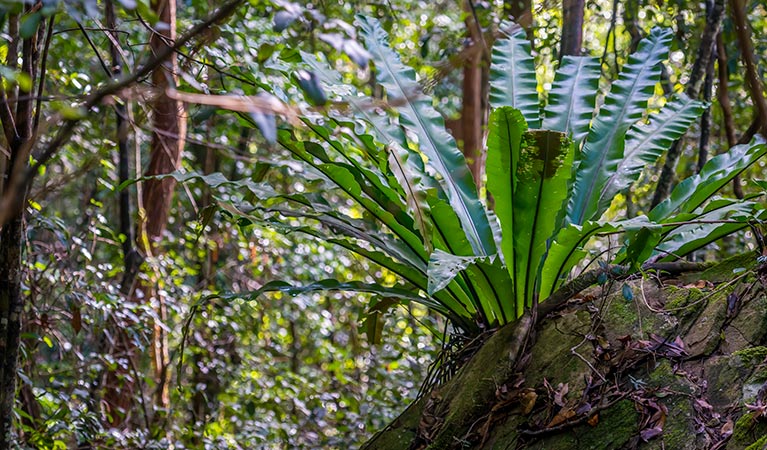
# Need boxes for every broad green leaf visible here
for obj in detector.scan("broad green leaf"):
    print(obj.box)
[598,94,705,213]
[427,251,512,325]
[487,107,575,312]
[322,235,475,320]
[363,310,385,344]
[278,133,428,263]
[465,259,515,324]
[539,221,606,300]
[542,56,600,145]
[489,24,540,128]
[512,130,575,309]
[359,16,495,256]
[386,146,433,251]
[296,57,439,247]
[20,11,41,39]
[486,107,526,309]
[427,250,484,295]
[214,279,443,311]
[429,198,473,257]
[649,139,767,221]
[656,200,761,260]
[568,28,672,225]
[540,216,660,299]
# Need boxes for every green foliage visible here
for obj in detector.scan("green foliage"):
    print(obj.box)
[568,28,674,225]
[207,18,765,340]
[490,25,540,127]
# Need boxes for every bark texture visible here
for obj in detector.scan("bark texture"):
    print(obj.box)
[0,5,43,445]
[560,0,584,56]
[460,0,486,189]
[729,0,767,134]
[140,0,187,412]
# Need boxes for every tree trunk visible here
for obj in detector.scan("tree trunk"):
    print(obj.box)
[504,0,532,31]
[715,34,743,198]
[560,0,585,57]
[461,0,486,190]
[0,5,43,445]
[729,0,767,134]
[139,0,187,414]
[101,0,187,427]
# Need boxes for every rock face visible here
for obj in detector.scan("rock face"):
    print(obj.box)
[363,252,767,450]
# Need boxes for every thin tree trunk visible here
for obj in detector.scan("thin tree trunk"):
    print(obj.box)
[504,0,532,31]
[623,0,643,53]
[0,4,43,445]
[651,0,725,208]
[139,0,187,416]
[97,0,149,430]
[462,0,485,190]
[715,34,743,198]
[106,1,142,291]
[561,0,585,57]
[697,55,715,173]
[729,0,767,134]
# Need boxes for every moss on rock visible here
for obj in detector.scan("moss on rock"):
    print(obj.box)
[526,400,638,450]
[698,251,759,284]
[729,412,767,450]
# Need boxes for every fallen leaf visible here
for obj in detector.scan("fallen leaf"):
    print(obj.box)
[720,418,733,437]
[640,426,663,441]
[548,407,575,427]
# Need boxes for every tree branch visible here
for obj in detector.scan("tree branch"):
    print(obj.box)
[0,0,246,228]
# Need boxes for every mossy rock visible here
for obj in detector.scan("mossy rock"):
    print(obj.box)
[525,400,638,450]
[728,412,767,450]
[682,287,729,357]
[600,281,676,344]
[524,310,592,393]
[698,252,759,284]
[645,360,698,396]
[665,285,707,326]
[642,397,701,449]
[725,296,767,351]
[706,355,756,409]
[363,254,767,450]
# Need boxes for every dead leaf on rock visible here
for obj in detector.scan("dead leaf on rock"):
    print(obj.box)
[720,418,733,437]
[640,425,664,441]
[548,407,575,427]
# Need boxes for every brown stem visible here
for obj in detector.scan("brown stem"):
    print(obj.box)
[461,0,485,190]
[0,3,44,445]
[504,0,532,31]
[697,53,715,173]
[32,14,54,136]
